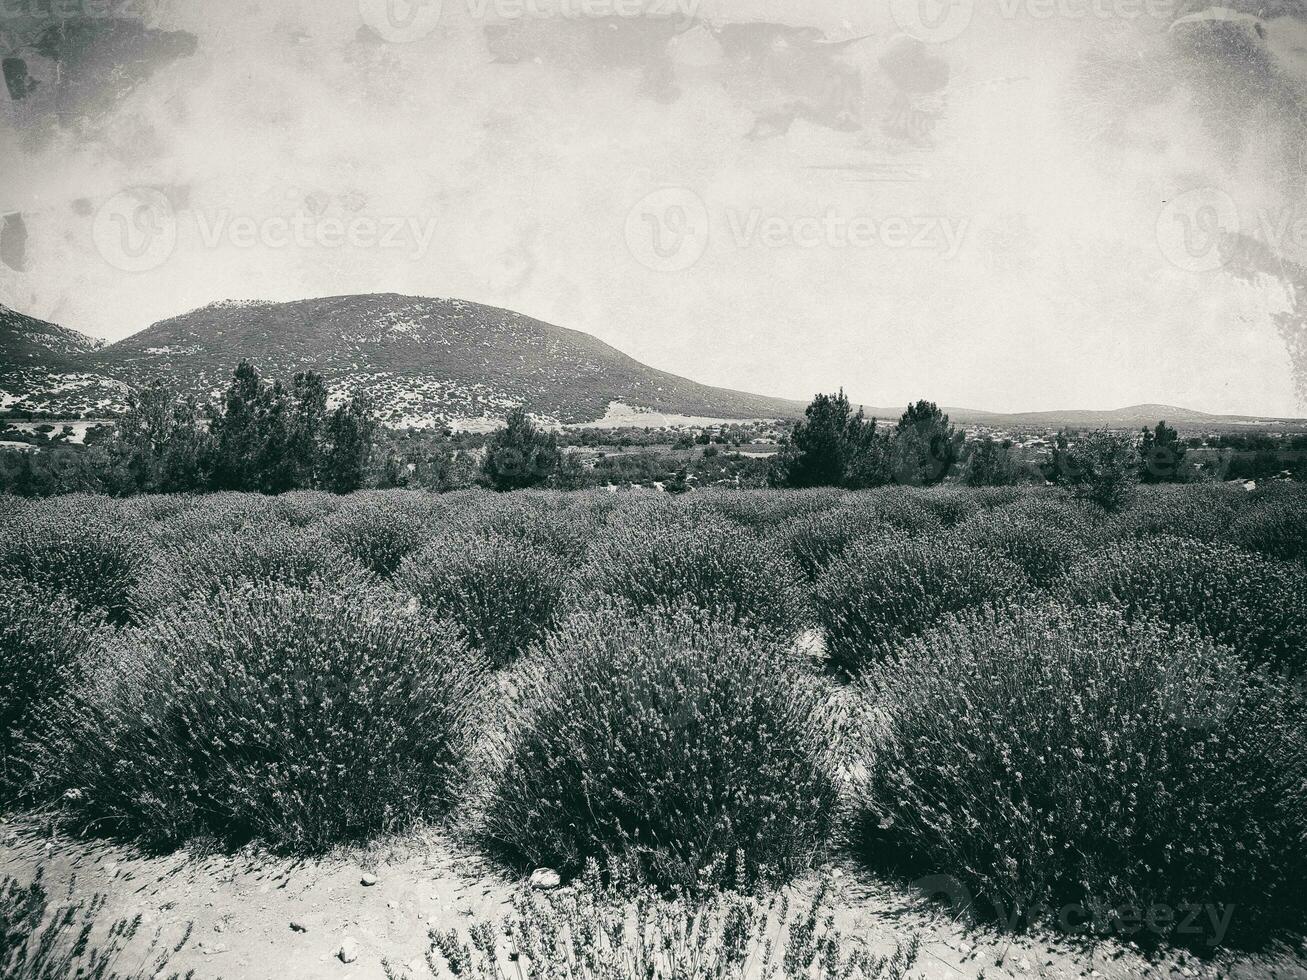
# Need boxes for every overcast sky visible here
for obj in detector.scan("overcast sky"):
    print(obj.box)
[2,0,1306,415]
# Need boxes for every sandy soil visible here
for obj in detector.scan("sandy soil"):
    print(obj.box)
[2,817,1304,980]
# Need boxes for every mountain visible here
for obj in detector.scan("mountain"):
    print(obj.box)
[68,294,807,425]
[3,296,1304,430]
[854,403,1307,432]
[0,303,101,368]
[0,304,125,415]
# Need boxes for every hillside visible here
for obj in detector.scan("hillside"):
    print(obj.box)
[855,402,1307,432]
[77,295,807,426]
[0,304,125,415]
[3,296,1304,429]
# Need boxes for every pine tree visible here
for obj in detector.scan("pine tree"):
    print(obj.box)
[322,395,377,494]
[893,400,963,486]
[1138,420,1188,483]
[481,407,561,491]
[770,389,884,488]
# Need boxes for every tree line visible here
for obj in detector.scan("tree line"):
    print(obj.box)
[0,371,1295,502]
[767,391,1209,511]
[1,363,377,496]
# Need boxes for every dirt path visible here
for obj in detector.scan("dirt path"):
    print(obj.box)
[2,818,1303,980]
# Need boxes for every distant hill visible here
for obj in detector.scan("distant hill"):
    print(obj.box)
[2,296,1303,430]
[72,294,807,426]
[0,304,126,415]
[0,304,101,369]
[854,402,1307,432]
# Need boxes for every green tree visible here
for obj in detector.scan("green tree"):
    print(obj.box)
[770,389,882,488]
[1138,420,1188,483]
[481,407,561,491]
[252,379,295,494]
[961,435,1025,487]
[322,395,377,494]
[284,371,329,489]
[208,361,266,491]
[109,379,211,493]
[1048,429,1138,511]
[893,400,963,486]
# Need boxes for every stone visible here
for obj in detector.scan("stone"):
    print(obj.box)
[338,938,360,963]
[360,873,378,887]
[529,868,561,890]
[289,920,308,933]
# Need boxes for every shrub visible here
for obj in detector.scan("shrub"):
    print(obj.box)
[2,869,197,980]
[783,504,904,580]
[571,515,809,638]
[396,527,571,667]
[1225,488,1307,563]
[1056,537,1307,673]
[427,872,920,980]
[688,488,844,532]
[33,583,484,852]
[463,492,597,564]
[916,486,982,527]
[482,611,839,891]
[275,489,340,525]
[1114,484,1243,542]
[952,496,1105,587]
[113,494,195,525]
[0,582,101,800]
[133,523,372,618]
[814,534,1029,674]
[320,497,431,576]
[0,495,26,525]
[1049,430,1138,512]
[0,498,144,624]
[854,604,1307,946]
[865,489,944,536]
[145,492,293,550]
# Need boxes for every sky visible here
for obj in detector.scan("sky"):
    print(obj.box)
[2,0,1307,416]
